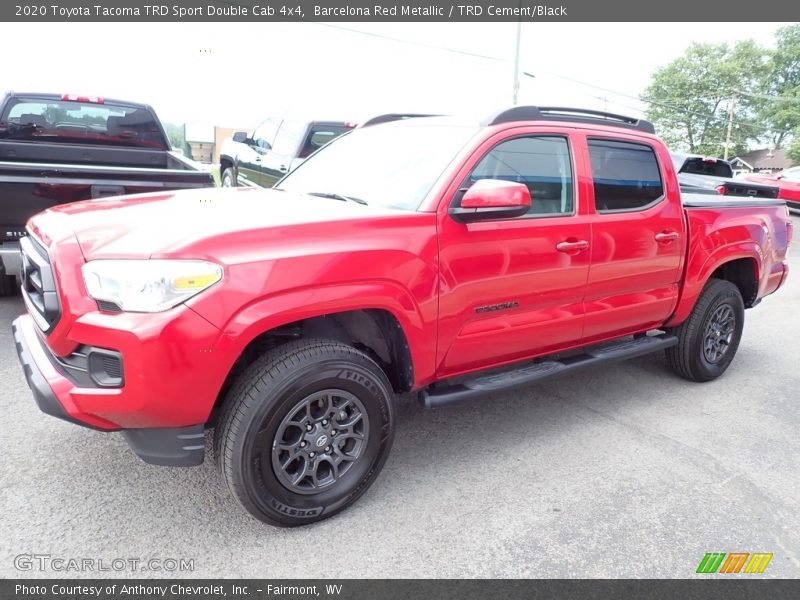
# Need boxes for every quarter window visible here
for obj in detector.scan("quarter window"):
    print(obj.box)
[466,136,574,217]
[589,139,663,211]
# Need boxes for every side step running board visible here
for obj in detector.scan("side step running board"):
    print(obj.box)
[420,334,677,409]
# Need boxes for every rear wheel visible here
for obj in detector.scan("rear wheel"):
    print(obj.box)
[214,339,395,526]
[665,279,744,382]
[0,274,17,297]
[221,168,237,187]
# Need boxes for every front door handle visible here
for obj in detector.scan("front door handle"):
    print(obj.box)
[254,156,262,162]
[279,165,288,173]
[655,230,680,243]
[556,239,590,253]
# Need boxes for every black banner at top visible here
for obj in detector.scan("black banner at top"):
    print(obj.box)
[1,0,799,22]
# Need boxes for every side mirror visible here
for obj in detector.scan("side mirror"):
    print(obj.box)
[232,131,248,143]
[449,179,531,222]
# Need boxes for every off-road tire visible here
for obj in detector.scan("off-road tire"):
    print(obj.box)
[221,168,237,187]
[665,278,744,382]
[214,339,395,526]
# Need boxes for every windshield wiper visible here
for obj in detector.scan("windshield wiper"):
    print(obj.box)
[305,191,368,206]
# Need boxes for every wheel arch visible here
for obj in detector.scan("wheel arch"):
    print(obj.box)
[207,307,417,426]
[666,244,762,328]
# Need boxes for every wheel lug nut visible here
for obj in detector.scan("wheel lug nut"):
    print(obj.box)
[300,441,307,447]
[332,430,337,436]
[309,452,315,458]
[322,419,328,425]
[324,446,330,452]
[306,424,312,431]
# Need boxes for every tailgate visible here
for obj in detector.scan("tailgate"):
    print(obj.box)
[0,160,213,240]
[719,180,779,199]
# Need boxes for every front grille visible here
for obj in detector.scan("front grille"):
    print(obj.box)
[20,235,61,333]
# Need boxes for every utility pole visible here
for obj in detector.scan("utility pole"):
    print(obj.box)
[723,94,737,161]
[512,19,522,105]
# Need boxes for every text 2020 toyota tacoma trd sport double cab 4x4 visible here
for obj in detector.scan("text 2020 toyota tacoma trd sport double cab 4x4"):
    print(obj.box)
[12,107,792,526]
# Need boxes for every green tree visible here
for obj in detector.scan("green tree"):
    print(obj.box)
[162,122,192,158]
[757,24,800,149]
[643,41,768,156]
[787,133,800,165]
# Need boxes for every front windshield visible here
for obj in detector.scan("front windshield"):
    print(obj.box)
[276,122,479,210]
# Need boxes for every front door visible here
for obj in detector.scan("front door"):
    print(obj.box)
[437,132,591,377]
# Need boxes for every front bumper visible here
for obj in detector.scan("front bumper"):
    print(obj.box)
[12,315,94,429]
[12,313,213,466]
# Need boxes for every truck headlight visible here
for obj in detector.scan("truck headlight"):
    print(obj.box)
[82,260,222,312]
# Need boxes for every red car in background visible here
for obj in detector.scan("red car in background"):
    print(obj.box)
[738,166,800,210]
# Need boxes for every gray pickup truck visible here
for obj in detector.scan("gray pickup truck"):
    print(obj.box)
[0,92,214,295]
[671,153,779,199]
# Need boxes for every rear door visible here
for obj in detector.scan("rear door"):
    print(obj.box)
[437,128,592,377]
[581,134,684,342]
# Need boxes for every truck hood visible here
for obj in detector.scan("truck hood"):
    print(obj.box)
[38,187,400,260]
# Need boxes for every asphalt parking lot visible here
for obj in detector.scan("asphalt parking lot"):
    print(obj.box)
[1,216,798,579]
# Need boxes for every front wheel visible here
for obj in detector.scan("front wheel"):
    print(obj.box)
[665,278,744,382]
[214,339,395,526]
[221,168,237,187]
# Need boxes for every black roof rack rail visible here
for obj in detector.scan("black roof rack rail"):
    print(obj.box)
[359,113,441,128]
[483,106,655,134]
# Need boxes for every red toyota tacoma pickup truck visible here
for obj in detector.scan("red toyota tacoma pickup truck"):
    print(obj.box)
[12,107,793,526]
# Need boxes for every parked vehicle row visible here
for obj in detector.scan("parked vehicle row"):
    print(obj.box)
[12,105,793,526]
[738,165,800,210]
[0,92,214,295]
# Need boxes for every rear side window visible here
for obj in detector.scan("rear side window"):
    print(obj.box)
[589,139,663,212]
[0,97,167,149]
[467,136,574,217]
[679,157,733,178]
[298,124,353,159]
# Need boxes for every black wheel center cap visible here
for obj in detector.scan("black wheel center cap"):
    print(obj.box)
[304,423,332,449]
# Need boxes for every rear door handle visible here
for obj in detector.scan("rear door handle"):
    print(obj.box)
[556,240,590,253]
[279,165,288,173]
[655,231,680,243]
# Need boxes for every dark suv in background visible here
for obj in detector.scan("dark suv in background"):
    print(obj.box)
[219,118,354,188]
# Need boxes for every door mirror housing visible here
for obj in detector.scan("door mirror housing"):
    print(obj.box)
[449,179,531,222]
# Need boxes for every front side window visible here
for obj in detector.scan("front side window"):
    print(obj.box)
[589,139,664,211]
[466,136,574,217]
[252,118,280,149]
[272,119,307,156]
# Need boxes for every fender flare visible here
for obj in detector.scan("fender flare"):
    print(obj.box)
[665,242,762,328]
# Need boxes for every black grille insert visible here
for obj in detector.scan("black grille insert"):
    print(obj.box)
[20,235,60,333]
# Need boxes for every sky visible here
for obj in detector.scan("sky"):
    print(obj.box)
[0,22,792,130]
